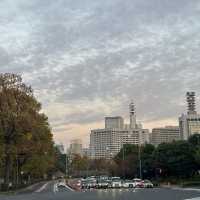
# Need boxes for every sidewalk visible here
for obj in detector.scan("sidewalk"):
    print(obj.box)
[0,181,49,195]
[161,184,200,192]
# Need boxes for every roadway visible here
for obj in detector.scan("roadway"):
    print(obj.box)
[0,181,200,200]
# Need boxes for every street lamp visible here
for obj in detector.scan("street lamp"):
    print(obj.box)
[122,145,126,180]
[66,154,69,177]
[138,144,142,179]
[20,171,24,185]
[66,154,72,178]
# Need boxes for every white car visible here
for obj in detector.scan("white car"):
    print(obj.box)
[81,178,97,189]
[111,177,122,188]
[122,180,136,188]
[143,180,154,188]
[97,180,109,189]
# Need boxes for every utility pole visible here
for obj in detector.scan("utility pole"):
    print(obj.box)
[66,153,70,177]
[138,144,142,179]
[16,155,19,187]
[122,145,126,179]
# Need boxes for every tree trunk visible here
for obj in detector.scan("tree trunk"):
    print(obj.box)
[4,154,11,188]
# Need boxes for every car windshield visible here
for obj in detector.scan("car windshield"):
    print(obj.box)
[134,179,142,182]
[99,180,108,183]
[112,178,121,181]
[144,180,151,183]
[125,180,133,183]
[0,1,199,200]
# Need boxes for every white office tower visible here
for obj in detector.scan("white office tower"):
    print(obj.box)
[90,102,150,159]
[151,126,180,146]
[179,92,200,140]
[68,139,83,156]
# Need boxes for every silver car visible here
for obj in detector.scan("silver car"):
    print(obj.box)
[111,177,122,188]
[144,180,154,188]
[122,180,136,188]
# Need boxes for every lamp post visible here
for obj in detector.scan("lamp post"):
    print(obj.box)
[20,171,24,185]
[66,154,72,178]
[105,147,113,177]
[16,155,19,187]
[66,154,69,177]
[138,144,142,179]
[122,145,126,179]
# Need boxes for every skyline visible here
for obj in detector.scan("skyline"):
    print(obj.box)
[1,0,200,146]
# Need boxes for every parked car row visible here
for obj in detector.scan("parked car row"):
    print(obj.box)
[80,176,153,189]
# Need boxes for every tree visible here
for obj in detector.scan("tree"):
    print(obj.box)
[0,128,5,177]
[0,73,55,187]
[90,158,109,171]
[54,146,67,174]
[115,144,139,178]
[189,134,200,170]
[195,147,200,166]
[188,134,200,147]
[107,160,119,177]
[141,144,155,179]
[153,141,197,178]
[71,154,89,172]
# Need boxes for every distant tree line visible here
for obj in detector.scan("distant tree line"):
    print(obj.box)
[115,135,200,180]
[69,134,200,181]
[0,73,60,190]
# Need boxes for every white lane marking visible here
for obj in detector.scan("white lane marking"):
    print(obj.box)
[35,182,49,193]
[53,183,59,193]
[184,189,200,192]
[184,198,200,200]
[172,188,200,192]
[54,181,75,193]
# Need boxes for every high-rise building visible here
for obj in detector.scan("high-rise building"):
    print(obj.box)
[186,92,197,115]
[151,126,180,146]
[90,102,150,159]
[105,116,124,129]
[68,139,83,156]
[179,92,200,140]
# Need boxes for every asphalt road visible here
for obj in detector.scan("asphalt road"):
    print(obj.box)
[0,182,200,200]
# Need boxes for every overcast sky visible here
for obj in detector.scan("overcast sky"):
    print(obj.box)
[1,0,200,147]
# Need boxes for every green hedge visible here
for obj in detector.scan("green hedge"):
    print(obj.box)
[181,181,200,188]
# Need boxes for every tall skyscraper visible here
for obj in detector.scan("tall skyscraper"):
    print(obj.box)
[179,92,200,140]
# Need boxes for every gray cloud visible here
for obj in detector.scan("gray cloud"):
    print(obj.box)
[1,0,200,144]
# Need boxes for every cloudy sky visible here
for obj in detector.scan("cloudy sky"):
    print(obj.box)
[1,0,200,147]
